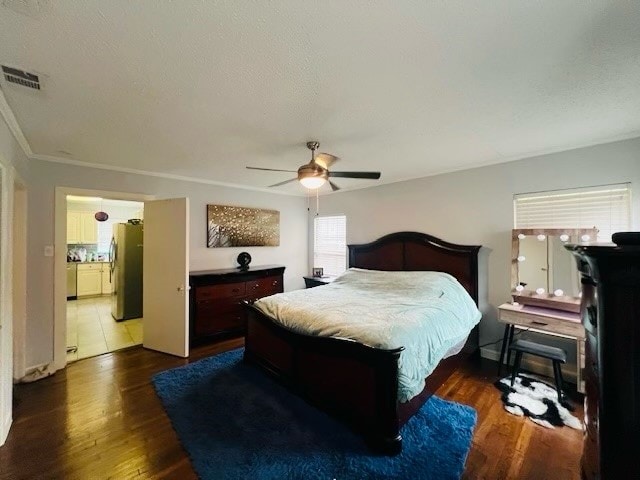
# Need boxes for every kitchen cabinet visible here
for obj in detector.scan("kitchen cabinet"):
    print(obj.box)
[101,265,112,294]
[67,212,81,243]
[67,212,98,244]
[77,263,103,296]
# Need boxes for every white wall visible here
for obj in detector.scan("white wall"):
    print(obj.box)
[312,137,640,364]
[25,159,308,370]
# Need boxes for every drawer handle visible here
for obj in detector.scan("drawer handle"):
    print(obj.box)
[232,288,240,293]
[272,281,278,286]
[531,321,548,326]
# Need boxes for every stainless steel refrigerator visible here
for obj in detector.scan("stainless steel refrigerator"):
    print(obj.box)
[110,223,143,321]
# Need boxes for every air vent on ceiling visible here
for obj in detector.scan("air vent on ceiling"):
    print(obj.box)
[2,65,40,90]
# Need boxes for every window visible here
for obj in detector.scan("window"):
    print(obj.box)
[514,184,631,242]
[313,215,347,277]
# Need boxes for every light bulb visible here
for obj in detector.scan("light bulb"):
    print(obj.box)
[535,287,545,295]
[560,234,569,242]
[515,285,524,292]
[537,234,546,241]
[517,255,526,262]
[517,233,526,240]
[581,234,591,242]
[299,176,327,189]
[554,289,564,297]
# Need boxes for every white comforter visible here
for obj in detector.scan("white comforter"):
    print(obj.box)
[254,268,481,402]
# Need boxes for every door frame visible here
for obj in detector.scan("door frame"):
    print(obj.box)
[53,187,154,372]
[11,181,27,381]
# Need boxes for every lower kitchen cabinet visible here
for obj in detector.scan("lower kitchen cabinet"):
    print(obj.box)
[77,264,103,296]
[189,265,285,346]
[76,262,112,297]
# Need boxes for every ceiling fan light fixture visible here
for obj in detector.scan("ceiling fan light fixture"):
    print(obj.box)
[299,176,327,189]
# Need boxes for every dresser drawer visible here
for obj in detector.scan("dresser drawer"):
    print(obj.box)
[195,281,246,301]
[245,275,283,298]
[498,306,584,338]
[195,310,245,336]
[197,298,244,316]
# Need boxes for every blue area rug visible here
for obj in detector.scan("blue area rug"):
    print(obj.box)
[152,349,477,480]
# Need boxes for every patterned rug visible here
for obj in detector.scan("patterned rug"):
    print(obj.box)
[496,373,582,429]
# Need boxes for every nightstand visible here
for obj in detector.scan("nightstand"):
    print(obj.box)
[303,276,335,288]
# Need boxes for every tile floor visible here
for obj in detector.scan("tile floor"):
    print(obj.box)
[66,296,143,362]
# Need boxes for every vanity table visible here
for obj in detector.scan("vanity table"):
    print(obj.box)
[500,227,597,393]
[497,302,585,393]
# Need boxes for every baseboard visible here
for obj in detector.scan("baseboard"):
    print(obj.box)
[18,362,55,383]
[480,347,578,384]
[0,412,11,446]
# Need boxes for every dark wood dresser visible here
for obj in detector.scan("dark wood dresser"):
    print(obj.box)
[566,241,640,480]
[189,265,285,345]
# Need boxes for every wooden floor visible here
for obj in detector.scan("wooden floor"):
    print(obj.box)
[1,340,583,479]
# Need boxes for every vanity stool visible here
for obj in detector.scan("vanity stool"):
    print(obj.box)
[509,339,567,401]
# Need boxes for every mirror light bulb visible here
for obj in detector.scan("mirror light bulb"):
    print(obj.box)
[537,234,546,241]
[581,234,591,242]
[554,289,564,297]
[560,234,569,242]
[517,233,526,240]
[515,285,524,292]
[535,287,545,295]
[517,255,526,262]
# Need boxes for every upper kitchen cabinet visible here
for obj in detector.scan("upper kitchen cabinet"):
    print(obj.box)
[67,212,98,244]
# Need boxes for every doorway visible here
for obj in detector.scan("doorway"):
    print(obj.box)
[65,195,144,362]
[54,188,191,371]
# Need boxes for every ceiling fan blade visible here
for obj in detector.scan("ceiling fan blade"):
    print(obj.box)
[328,171,381,179]
[246,167,298,173]
[315,153,339,169]
[268,177,298,187]
[329,180,341,192]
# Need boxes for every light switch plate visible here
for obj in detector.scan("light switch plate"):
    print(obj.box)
[44,245,54,257]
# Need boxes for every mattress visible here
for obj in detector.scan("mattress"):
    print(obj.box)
[254,268,481,402]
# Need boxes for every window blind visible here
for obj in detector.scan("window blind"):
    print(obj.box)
[313,215,347,276]
[514,184,631,242]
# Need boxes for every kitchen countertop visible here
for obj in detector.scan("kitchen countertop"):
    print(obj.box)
[67,260,110,264]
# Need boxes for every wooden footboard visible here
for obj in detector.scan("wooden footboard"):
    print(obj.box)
[244,302,405,453]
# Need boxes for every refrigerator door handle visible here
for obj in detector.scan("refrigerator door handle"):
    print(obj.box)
[109,237,117,281]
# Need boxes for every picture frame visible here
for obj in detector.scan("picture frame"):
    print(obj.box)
[312,267,324,278]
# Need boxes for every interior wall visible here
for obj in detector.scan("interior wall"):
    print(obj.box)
[26,159,308,370]
[311,137,640,364]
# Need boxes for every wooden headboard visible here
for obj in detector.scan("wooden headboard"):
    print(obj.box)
[348,231,481,304]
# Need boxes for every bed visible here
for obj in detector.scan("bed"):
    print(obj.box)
[243,231,481,454]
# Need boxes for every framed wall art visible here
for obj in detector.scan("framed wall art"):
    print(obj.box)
[207,204,280,247]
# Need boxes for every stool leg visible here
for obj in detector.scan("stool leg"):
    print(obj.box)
[505,325,516,370]
[552,361,564,402]
[511,351,523,387]
[498,324,511,377]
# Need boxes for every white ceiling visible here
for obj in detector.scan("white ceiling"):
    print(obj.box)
[1,1,639,194]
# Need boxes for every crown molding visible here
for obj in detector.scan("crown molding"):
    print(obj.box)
[29,154,301,196]
[0,87,33,156]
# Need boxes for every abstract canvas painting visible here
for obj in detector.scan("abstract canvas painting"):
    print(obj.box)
[207,204,280,247]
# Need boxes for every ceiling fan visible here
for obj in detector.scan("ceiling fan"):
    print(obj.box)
[246,141,381,191]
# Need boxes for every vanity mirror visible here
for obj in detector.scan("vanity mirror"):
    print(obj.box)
[511,228,598,312]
